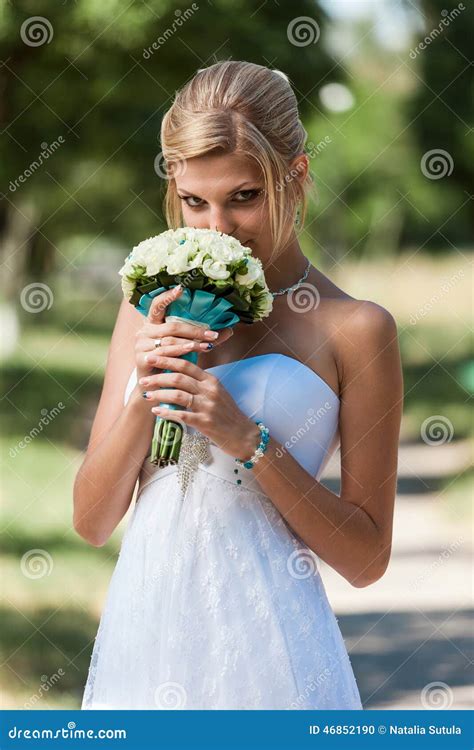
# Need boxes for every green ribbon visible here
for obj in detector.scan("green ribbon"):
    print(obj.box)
[135,285,239,417]
[136,285,240,329]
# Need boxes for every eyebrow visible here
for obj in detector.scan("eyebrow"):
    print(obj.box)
[177,181,260,197]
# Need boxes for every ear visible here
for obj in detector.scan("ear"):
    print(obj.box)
[287,153,309,184]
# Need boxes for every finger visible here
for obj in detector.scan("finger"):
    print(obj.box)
[140,339,220,357]
[144,353,207,380]
[147,284,183,323]
[138,372,198,393]
[141,319,220,343]
[142,388,196,407]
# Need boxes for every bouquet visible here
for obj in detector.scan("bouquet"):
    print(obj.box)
[119,227,273,466]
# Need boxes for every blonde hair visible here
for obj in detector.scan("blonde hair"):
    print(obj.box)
[160,60,313,262]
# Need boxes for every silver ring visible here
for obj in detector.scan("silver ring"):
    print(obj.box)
[153,339,162,348]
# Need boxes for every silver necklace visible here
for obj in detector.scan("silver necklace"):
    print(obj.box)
[271,259,311,297]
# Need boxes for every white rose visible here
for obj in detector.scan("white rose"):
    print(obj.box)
[202,257,231,280]
[235,257,263,288]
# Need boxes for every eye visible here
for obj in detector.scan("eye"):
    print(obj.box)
[232,189,263,203]
[179,195,204,209]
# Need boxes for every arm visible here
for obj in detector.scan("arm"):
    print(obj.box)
[73,287,234,547]
[73,299,154,547]
[250,302,404,587]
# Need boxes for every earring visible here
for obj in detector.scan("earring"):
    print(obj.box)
[295,205,301,227]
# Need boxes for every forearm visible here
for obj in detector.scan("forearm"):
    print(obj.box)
[251,436,386,587]
[73,387,155,546]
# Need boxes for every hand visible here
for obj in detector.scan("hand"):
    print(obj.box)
[134,284,234,383]
[138,354,261,462]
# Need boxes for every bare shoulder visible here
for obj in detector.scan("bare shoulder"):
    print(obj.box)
[328,296,402,401]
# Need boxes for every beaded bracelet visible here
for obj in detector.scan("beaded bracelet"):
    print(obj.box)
[235,421,270,470]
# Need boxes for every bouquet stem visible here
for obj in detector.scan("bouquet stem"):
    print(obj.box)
[151,417,184,466]
[148,316,206,466]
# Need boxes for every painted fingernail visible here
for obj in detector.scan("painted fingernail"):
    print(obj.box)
[205,330,219,339]
[142,391,150,399]
[199,342,214,350]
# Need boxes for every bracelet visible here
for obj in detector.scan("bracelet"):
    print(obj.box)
[234,421,270,470]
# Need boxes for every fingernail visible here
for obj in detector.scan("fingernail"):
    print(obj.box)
[142,391,150,399]
[205,330,219,339]
[200,342,214,350]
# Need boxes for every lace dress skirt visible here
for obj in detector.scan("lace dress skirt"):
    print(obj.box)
[81,451,362,710]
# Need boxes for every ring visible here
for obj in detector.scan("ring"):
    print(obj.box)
[153,339,162,348]
[187,394,194,409]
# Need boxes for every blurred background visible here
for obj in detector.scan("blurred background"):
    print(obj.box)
[1,0,472,710]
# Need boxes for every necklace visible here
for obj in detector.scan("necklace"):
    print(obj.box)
[270,259,311,297]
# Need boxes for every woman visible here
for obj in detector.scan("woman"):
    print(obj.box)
[75,61,403,710]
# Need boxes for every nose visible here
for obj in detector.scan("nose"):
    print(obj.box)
[208,206,236,236]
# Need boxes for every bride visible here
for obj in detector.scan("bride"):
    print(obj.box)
[74,60,403,710]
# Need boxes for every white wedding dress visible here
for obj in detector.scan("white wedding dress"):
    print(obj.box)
[81,353,362,710]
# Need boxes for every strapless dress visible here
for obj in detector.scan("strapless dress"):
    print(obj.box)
[81,353,362,710]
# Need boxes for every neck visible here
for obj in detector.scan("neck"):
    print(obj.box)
[263,235,310,294]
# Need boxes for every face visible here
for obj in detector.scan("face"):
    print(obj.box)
[172,151,273,265]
